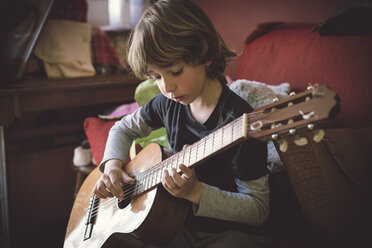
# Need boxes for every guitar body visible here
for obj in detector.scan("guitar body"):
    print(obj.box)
[64,143,189,248]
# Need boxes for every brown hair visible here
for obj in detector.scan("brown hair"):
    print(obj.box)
[127,0,236,80]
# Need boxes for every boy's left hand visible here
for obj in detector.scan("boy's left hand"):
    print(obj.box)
[162,163,202,205]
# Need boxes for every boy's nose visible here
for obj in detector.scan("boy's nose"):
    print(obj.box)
[162,78,176,93]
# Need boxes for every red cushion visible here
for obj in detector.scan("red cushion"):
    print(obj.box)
[83,117,142,166]
[236,23,372,128]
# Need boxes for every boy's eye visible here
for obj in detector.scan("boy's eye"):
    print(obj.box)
[171,67,183,76]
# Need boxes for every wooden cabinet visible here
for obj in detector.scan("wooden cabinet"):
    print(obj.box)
[0,73,140,247]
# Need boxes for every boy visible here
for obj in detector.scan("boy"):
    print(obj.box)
[94,0,271,247]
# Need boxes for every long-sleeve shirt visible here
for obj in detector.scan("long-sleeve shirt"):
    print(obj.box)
[100,83,270,233]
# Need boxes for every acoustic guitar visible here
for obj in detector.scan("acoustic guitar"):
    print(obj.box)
[64,84,339,248]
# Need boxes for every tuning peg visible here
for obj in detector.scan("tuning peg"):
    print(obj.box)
[294,135,308,146]
[299,110,315,120]
[272,97,279,102]
[289,91,296,96]
[307,123,314,130]
[271,134,278,140]
[288,102,294,107]
[313,129,325,143]
[277,139,288,152]
[289,129,296,135]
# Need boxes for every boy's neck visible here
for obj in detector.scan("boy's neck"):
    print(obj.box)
[189,78,223,124]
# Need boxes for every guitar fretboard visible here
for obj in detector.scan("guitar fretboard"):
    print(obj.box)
[132,114,248,197]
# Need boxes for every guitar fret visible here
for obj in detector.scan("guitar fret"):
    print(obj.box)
[172,154,177,170]
[151,173,156,187]
[167,157,171,171]
[145,174,149,190]
[134,178,139,195]
[234,120,238,141]
[156,168,161,184]
[237,121,241,140]
[193,144,197,164]
[188,146,191,166]
[175,153,179,171]
[183,147,189,167]
[231,122,234,143]
[169,156,173,171]
[195,142,199,161]
[145,174,150,190]
[137,176,144,194]
[212,132,215,154]
[205,134,212,157]
[221,126,224,147]
[181,149,185,166]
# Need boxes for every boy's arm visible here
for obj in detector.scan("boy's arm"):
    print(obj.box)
[193,174,270,225]
[99,108,153,172]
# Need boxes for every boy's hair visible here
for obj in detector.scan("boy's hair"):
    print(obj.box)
[127,0,236,80]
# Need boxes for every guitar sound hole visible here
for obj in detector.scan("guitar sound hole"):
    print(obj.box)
[118,197,131,209]
[117,183,135,209]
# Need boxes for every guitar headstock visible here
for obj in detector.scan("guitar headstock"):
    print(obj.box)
[247,84,339,152]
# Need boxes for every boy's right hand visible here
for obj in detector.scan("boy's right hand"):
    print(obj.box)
[93,159,135,200]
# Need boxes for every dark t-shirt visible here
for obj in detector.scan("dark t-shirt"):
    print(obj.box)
[140,83,268,232]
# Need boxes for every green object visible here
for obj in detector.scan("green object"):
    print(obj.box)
[134,79,169,150]
[134,79,161,106]
[135,127,168,148]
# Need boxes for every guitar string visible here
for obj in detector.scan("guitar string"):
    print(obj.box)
[89,125,271,218]
[88,111,272,216]
[89,118,246,214]
[88,116,272,217]
[89,118,273,217]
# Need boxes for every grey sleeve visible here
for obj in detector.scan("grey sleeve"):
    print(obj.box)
[99,108,153,172]
[193,174,270,225]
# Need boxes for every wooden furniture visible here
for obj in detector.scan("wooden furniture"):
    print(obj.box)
[0,73,140,247]
[72,164,96,198]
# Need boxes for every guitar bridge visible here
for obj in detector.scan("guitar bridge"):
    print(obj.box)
[83,195,99,241]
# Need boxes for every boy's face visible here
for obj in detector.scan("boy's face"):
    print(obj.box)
[147,62,210,105]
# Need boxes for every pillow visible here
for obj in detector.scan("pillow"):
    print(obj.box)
[98,101,139,120]
[229,79,290,108]
[275,127,372,240]
[83,117,142,166]
[84,79,166,166]
[229,79,291,172]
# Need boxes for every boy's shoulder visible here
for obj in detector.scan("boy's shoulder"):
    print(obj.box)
[222,84,254,114]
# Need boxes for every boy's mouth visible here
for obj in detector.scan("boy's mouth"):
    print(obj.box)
[173,96,184,102]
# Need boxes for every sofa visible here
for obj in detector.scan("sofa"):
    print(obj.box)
[81,22,372,247]
[233,22,372,247]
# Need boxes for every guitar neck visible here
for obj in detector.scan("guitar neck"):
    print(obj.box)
[129,84,339,199]
[132,114,249,197]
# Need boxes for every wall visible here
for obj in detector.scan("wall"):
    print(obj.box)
[194,0,351,78]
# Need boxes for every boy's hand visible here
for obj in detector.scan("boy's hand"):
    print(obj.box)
[161,163,202,205]
[93,159,135,200]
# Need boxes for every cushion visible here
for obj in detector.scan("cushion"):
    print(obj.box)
[236,23,372,128]
[83,117,142,166]
[275,127,372,239]
[229,79,290,173]
[98,101,139,120]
